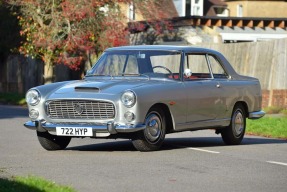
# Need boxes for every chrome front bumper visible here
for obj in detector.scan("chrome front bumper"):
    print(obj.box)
[248,110,265,119]
[24,120,146,136]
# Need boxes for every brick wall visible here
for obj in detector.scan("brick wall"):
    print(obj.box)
[262,89,287,108]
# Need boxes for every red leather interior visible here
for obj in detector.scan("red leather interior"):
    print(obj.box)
[168,74,199,80]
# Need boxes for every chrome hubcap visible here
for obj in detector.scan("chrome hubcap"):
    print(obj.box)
[145,113,161,143]
[233,110,244,136]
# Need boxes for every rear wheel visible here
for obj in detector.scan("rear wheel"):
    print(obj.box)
[37,131,71,150]
[132,107,166,151]
[221,104,246,145]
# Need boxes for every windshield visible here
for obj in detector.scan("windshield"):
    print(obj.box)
[87,50,181,80]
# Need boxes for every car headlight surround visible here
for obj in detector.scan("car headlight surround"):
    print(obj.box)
[121,90,136,108]
[26,89,41,106]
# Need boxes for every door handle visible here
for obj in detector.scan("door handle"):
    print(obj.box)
[216,83,221,88]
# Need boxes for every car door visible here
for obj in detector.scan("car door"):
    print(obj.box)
[207,54,233,121]
[183,53,225,127]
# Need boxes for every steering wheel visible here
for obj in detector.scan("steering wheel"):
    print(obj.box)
[152,66,174,79]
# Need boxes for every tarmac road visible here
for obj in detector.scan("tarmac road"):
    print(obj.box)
[0,104,287,192]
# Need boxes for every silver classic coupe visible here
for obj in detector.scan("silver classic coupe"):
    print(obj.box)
[24,45,265,151]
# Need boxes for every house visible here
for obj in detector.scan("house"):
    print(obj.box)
[219,0,287,42]
[123,0,229,21]
[172,0,229,17]
[223,0,287,18]
[127,0,287,44]
[158,0,287,18]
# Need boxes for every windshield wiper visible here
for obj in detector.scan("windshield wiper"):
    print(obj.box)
[120,73,140,76]
[85,73,149,79]
[120,73,150,79]
[85,74,113,77]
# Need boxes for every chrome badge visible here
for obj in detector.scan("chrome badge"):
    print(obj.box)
[74,103,84,115]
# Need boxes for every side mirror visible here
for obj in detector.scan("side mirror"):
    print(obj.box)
[184,69,192,78]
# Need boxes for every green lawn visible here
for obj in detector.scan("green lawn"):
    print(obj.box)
[247,116,287,139]
[0,92,26,105]
[0,176,76,192]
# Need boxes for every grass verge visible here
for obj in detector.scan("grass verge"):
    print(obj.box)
[247,116,287,139]
[0,175,76,192]
[0,92,26,105]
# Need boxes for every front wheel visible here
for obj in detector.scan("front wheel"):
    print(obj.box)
[221,104,246,145]
[37,131,71,150]
[132,108,166,152]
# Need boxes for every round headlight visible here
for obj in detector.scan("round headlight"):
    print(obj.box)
[26,89,41,106]
[121,91,136,108]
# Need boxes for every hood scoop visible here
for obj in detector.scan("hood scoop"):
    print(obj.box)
[75,86,100,92]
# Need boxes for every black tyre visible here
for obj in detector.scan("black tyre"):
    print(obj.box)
[37,131,71,150]
[221,104,246,145]
[132,107,166,152]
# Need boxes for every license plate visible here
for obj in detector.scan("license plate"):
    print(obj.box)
[56,127,93,136]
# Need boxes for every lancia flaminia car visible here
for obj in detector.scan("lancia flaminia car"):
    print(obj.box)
[24,45,265,151]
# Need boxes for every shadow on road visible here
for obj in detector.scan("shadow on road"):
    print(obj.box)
[67,140,137,152]
[0,105,28,119]
[66,136,287,152]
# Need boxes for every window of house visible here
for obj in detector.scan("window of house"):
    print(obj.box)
[128,2,135,21]
[237,4,243,17]
[214,6,229,17]
[191,0,203,16]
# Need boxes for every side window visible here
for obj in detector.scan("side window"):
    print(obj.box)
[150,53,181,80]
[208,55,228,79]
[184,54,211,79]
[150,54,181,74]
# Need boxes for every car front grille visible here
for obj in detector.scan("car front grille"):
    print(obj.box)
[46,100,115,120]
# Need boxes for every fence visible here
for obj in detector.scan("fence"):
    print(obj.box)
[197,38,287,108]
[0,55,81,94]
[199,39,287,90]
[0,55,43,94]
[0,39,287,107]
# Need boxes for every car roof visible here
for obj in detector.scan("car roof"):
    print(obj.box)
[105,45,219,54]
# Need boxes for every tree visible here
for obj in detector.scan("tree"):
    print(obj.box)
[128,0,175,45]
[7,0,129,84]
[6,0,173,84]
[0,1,22,60]
[0,1,22,90]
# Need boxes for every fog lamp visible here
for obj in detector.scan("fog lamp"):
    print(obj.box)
[124,111,135,122]
[29,109,39,120]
